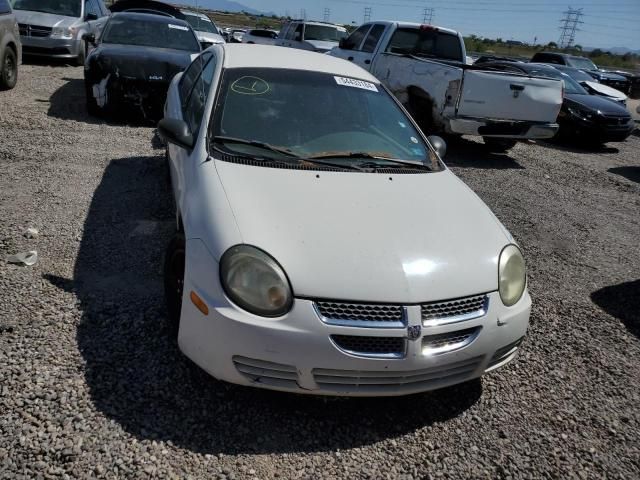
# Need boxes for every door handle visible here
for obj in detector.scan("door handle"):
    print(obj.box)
[347,56,354,61]
[510,84,525,91]
[364,59,371,64]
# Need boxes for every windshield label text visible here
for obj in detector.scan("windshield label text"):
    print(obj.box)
[168,24,189,31]
[334,76,378,92]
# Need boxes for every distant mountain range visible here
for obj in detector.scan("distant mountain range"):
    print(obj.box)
[583,46,640,55]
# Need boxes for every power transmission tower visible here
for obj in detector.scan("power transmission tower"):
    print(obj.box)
[364,7,372,23]
[300,8,307,20]
[558,7,583,49]
[324,7,330,22]
[422,7,434,24]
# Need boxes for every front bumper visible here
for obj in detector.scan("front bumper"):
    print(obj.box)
[560,113,635,143]
[20,35,82,59]
[178,240,531,397]
[448,117,559,139]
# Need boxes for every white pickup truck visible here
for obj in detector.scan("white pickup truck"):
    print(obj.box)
[330,21,563,151]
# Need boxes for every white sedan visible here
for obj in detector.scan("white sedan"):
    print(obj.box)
[159,44,531,396]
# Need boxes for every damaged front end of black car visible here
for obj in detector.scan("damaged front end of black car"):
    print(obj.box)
[84,12,200,122]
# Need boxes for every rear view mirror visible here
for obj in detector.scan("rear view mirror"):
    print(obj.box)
[428,135,447,158]
[158,119,194,150]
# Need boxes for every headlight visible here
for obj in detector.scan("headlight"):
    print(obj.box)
[220,245,293,317]
[498,245,526,307]
[51,26,75,39]
[567,106,594,121]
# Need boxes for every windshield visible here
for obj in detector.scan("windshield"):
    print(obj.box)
[184,14,218,34]
[557,67,594,83]
[568,57,598,71]
[528,67,587,95]
[304,24,347,42]
[212,68,442,170]
[102,17,200,52]
[385,27,463,62]
[12,0,80,17]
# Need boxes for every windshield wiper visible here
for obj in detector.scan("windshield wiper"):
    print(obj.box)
[212,136,300,158]
[310,152,429,170]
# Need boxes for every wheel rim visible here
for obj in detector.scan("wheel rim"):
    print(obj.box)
[4,54,15,83]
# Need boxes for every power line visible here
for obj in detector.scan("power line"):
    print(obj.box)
[558,7,584,48]
[364,6,373,22]
[422,7,434,24]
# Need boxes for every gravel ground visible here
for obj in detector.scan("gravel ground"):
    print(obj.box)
[1,64,639,479]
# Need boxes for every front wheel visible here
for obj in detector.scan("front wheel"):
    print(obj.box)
[482,137,517,153]
[0,47,18,90]
[164,233,185,333]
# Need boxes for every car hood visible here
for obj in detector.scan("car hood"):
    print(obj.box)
[305,39,339,52]
[195,31,225,44]
[214,162,511,303]
[591,70,627,81]
[565,93,630,115]
[582,81,627,101]
[14,10,79,28]
[90,44,195,81]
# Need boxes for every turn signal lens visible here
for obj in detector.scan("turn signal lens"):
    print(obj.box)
[190,291,209,316]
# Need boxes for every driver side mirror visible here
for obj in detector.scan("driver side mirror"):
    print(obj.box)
[82,32,96,45]
[86,13,98,21]
[428,135,447,159]
[158,118,194,150]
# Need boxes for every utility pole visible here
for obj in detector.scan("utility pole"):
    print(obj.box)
[364,7,372,23]
[422,7,434,25]
[324,7,330,22]
[300,8,306,20]
[558,7,583,49]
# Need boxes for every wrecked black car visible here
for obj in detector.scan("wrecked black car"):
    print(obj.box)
[83,12,200,121]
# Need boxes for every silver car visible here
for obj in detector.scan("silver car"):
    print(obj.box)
[12,0,109,65]
[1,0,20,89]
[181,10,224,49]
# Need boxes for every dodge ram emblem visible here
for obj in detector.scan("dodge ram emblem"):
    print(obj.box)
[407,325,422,341]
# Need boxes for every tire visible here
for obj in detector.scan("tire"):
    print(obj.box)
[0,47,18,90]
[76,41,86,66]
[164,233,186,333]
[84,81,100,117]
[483,137,517,153]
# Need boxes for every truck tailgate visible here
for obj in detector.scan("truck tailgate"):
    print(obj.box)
[457,71,562,122]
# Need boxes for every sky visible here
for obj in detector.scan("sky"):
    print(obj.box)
[220,0,640,51]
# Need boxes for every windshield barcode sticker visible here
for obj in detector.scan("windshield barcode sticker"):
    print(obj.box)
[168,24,188,31]
[334,76,378,92]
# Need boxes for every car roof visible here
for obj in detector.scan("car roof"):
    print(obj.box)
[181,10,209,20]
[111,11,190,25]
[368,21,459,37]
[220,44,379,82]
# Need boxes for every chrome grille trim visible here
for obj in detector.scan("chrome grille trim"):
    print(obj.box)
[330,335,406,359]
[421,294,489,326]
[233,356,299,388]
[422,327,482,355]
[312,356,484,393]
[18,24,52,37]
[314,301,406,328]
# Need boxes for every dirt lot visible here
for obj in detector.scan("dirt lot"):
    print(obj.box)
[1,64,639,479]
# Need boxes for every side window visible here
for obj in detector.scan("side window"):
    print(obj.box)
[285,23,298,40]
[362,24,385,53]
[342,24,371,50]
[184,56,217,136]
[0,0,11,15]
[279,24,290,39]
[179,52,212,108]
[98,0,109,17]
[294,23,303,41]
[84,0,100,18]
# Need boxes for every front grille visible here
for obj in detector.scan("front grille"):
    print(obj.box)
[233,356,299,389]
[312,356,483,394]
[331,335,405,358]
[422,294,488,326]
[422,327,481,354]
[22,46,71,56]
[19,24,52,37]
[315,301,405,327]
[599,115,632,126]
